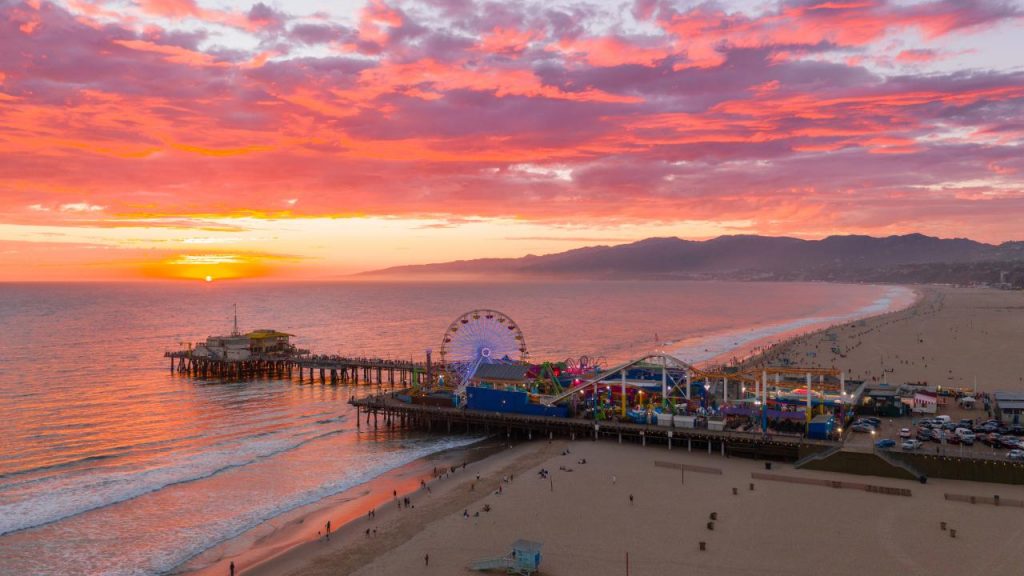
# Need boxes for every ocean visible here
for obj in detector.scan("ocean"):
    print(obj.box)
[0,280,914,575]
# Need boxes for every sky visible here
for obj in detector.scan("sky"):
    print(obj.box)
[1,0,1023,281]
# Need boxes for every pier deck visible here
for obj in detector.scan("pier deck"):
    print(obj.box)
[164,350,443,385]
[349,395,836,462]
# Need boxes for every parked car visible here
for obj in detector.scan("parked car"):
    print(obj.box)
[902,439,923,451]
[1009,426,1024,436]
[875,439,896,449]
[851,423,873,433]
[930,429,945,442]
[916,429,933,441]
[1007,449,1024,461]
[956,431,975,446]
[899,428,911,438]
[981,433,999,446]
[1001,437,1022,449]
[863,417,882,426]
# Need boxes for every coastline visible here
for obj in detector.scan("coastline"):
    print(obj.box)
[676,283,921,369]
[177,438,504,576]
[732,284,927,370]
[240,439,566,576]
[339,284,1024,576]
[192,283,922,576]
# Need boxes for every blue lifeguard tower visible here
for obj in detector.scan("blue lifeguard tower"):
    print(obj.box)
[471,540,543,575]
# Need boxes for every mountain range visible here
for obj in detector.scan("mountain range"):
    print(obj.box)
[362,234,1024,286]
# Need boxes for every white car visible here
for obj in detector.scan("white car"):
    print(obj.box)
[902,439,923,451]
[1007,449,1024,461]
[899,428,911,438]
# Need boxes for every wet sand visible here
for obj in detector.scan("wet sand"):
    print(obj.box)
[232,439,563,576]
[181,439,506,576]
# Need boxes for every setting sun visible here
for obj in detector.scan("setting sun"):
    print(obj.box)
[139,254,278,281]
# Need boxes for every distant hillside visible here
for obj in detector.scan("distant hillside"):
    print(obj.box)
[361,234,1024,286]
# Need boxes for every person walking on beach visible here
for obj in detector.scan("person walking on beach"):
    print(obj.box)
[629,494,634,505]
[425,553,430,567]
[326,520,331,540]
[229,561,235,576]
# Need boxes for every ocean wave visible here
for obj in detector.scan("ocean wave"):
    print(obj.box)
[164,434,487,576]
[0,422,347,536]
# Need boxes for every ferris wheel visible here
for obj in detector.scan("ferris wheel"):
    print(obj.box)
[439,309,528,391]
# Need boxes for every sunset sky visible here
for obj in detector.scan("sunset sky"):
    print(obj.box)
[1,0,1023,281]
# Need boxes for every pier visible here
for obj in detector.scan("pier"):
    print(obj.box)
[165,351,444,387]
[349,394,836,462]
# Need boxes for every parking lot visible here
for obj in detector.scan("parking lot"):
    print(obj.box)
[844,401,1024,462]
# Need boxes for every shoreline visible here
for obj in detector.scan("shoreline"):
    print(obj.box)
[176,438,505,576]
[671,283,919,369]
[242,439,566,576]
[178,283,922,576]
[733,284,927,370]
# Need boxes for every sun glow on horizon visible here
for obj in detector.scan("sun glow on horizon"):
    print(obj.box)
[141,253,277,282]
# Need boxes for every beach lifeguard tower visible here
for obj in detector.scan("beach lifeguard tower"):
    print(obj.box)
[470,540,542,575]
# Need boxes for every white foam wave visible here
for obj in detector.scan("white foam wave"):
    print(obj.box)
[0,423,343,536]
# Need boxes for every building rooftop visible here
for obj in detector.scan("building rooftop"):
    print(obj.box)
[994,391,1024,401]
[472,363,529,382]
[246,329,294,339]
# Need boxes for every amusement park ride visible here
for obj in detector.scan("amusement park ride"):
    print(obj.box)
[438,309,529,392]
[432,308,850,433]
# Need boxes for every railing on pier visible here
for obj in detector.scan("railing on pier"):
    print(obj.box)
[349,394,837,461]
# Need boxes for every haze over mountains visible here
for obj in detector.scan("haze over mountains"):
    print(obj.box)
[363,234,1024,286]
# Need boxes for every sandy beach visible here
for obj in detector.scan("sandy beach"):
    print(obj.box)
[757,285,1024,393]
[222,285,1024,576]
[233,439,563,576]
[340,439,1024,576]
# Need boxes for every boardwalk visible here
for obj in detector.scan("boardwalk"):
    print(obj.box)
[349,394,837,462]
[164,350,444,386]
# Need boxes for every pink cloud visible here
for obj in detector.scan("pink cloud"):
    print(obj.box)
[896,48,939,63]
[0,0,1022,255]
